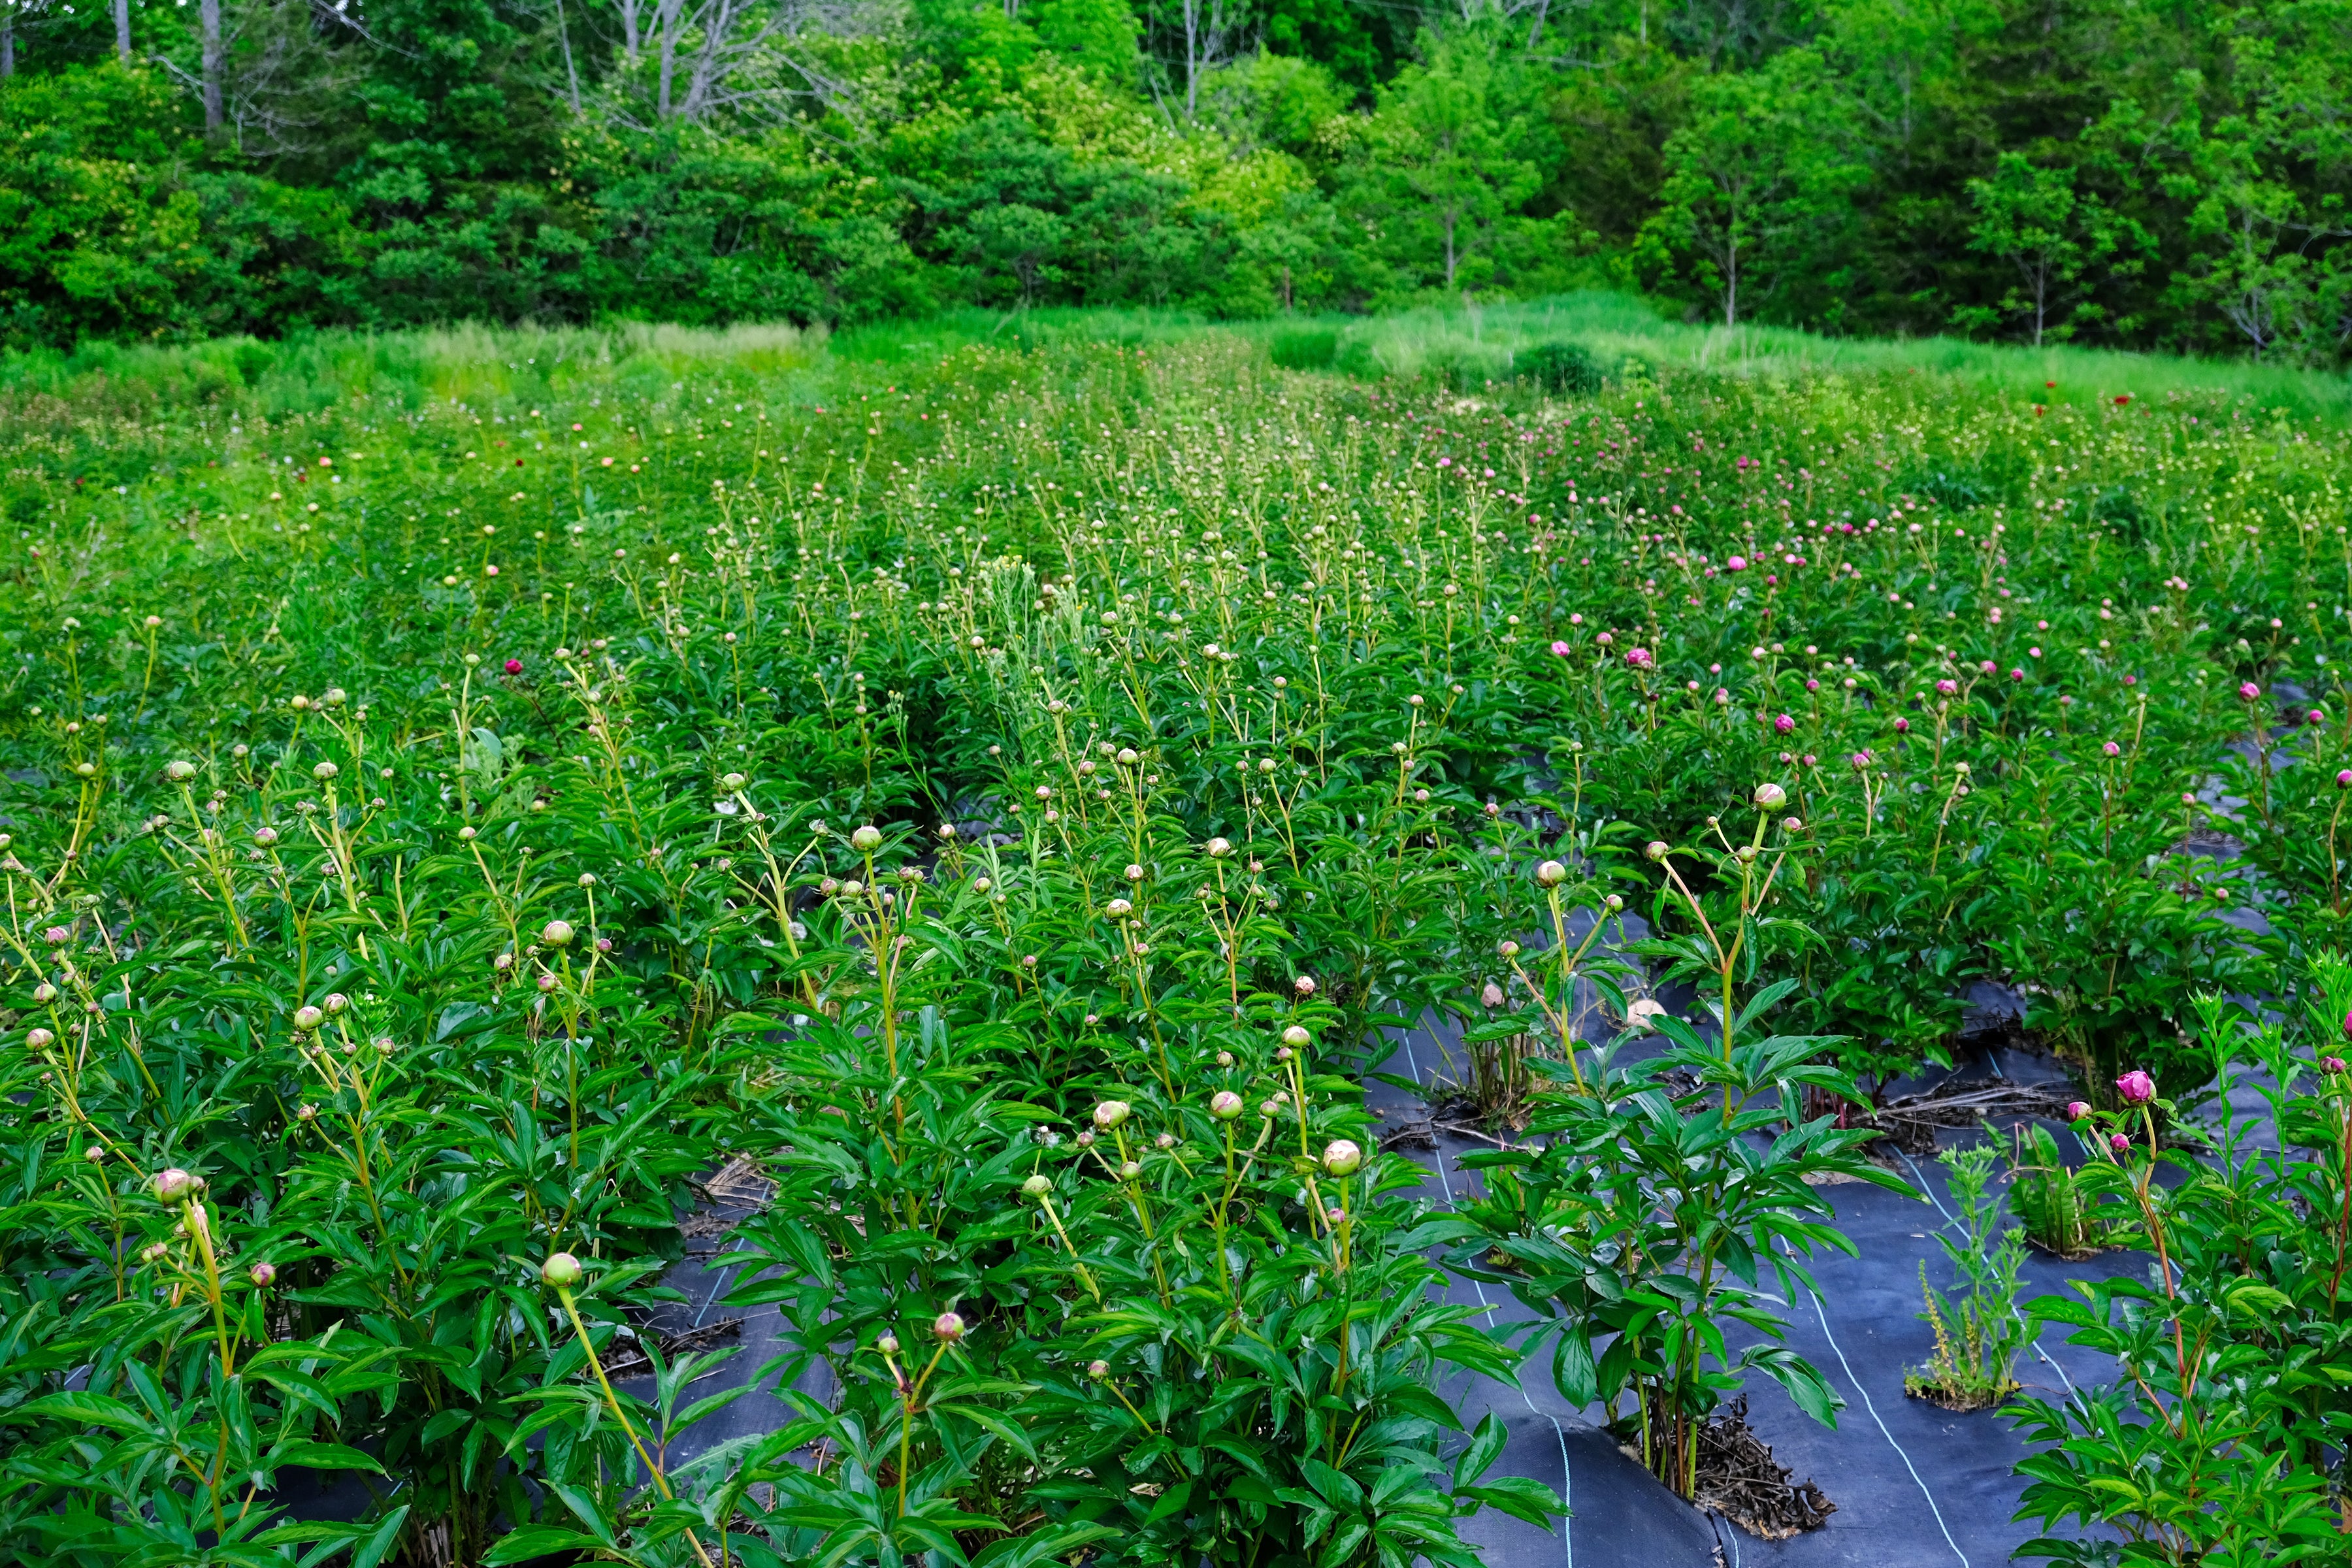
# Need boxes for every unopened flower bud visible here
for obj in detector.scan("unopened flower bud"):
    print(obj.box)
[933,1311,966,1343]
[292,1005,323,1031]
[1322,1139,1364,1177]
[1282,1024,1310,1048]
[165,760,197,781]
[1294,975,1316,995]
[1211,1090,1244,1119]
[851,825,883,851]
[2066,1101,2091,1121]
[541,1252,583,1287]
[1535,860,1566,887]
[1022,1174,1053,1197]
[542,919,575,947]
[1093,1100,1130,1130]
[154,1168,195,1202]
[877,1333,900,1356]
[1754,782,1787,809]
[1088,1359,1111,1379]
[1119,1160,1141,1179]
[249,1261,277,1287]
[1645,840,1668,860]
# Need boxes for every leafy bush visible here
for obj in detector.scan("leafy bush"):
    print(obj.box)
[1516,339,1602,394]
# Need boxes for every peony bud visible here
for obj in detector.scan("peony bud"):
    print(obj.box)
[2320,1056,2346,1074]
[154,1168,196,1202]
[1322,1139,1363,1177]
[1088,1359,1111,1379]
[2109,1132,2131,1153]
[1093,1100,1131,1130]
[292,1005,323,1032]
[165,760,197,781]
[1282,1024,1310,1048]
[1205,836,1233,857]
[1211,1090,1244,1119]
[851,825,883,851]
[1294,976,1316,995]
[542,919,574,947]
[878,1333,900,1356]
[26,1027,55,1050]
[1535,859,1566,887]
[1645,841,1668,860]
[2065,1102,2091,1121]
[249,1261,277,1287]
[540,1252,583,1287]
[1022,1174,1053,1197]
[933,1312,966,1343]
[2114,1070,2155,1104]
[1754,782,1787,809]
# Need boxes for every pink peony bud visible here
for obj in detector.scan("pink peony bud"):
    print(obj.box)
[1624,647,1652,670]
[1482,981,1505,1007]
[1894,717,1910,733]
[2102,742,2121,757]
[1550,640,1571,657]
[1322,1139,1364,1176]
[2065,1102,2091,1121]
[2309,710,2325,726]
[2115,1070,2155,1104]
[504,659,523,675]
[1211,1090,1244,1119]
[540,1252,583,1287]
[933,1311,966,1343]
[1294,975,1316,995]
[1774,713,1795,734]
[1727,555,1747,571]
[248,1261,277,1287]
[153,1168,195,1203]
[2110,1132,2131,1153]
[2321,1056,2346,1074]
[2239,682,2261,702]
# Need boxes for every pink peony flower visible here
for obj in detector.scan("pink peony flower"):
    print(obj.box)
[2115,1070,2155,1104]
[2239,682,2261,702]
[1551,640,1571,656]
[1774,713,1795,734]
[2321,1056,2346,1074]
[2065,1101,2091,1121]
[1624,647,1653,669]
[1893,717,1910,733]
[504,659,523,675]
[1727,555,1748,571]
[2110,1132,2131,1152]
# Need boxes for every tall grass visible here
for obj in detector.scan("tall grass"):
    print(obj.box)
[0,319,828,421]
[7,292,2351,424]
[1282,293,2352,420]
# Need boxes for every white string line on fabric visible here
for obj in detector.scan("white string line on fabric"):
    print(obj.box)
[1773,1227,1971,1568]
[1894,1147,2076,1398]
[1401,1029,1575,1568]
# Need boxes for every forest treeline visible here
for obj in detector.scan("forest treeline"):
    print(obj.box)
[1,0,2347,357]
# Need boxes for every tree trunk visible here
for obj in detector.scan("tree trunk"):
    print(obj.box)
[1723,242,1738,327]
[2,8,15,77]
[114,0,131,61]
[1443,211,1457,289]
[200,0,224,131]
[553,0,582,114]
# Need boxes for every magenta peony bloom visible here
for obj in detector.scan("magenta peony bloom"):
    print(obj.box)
[2115,1070,2155,1104]
[2110,1132,2131,1152]
[1550,640,1571,656]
